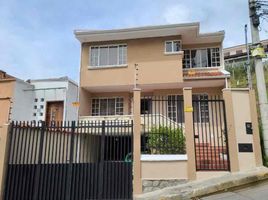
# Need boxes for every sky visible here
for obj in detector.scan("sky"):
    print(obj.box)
[0,0,267,82]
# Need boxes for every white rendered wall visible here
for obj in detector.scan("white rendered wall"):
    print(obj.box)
[65,81,79,121]
[11,80,35,121]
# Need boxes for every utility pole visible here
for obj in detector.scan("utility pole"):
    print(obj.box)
[245,24,253,89]
[249,0,268,157]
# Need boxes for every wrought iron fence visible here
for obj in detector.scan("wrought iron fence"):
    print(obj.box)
[4,120,133,200]
[141,96,186,154]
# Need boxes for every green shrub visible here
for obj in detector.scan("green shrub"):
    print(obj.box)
[148,126,186,154]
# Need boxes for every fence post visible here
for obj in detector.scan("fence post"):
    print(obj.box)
[98,120,105,199]
[66,121,76,200]
[133,88,142,195]
[0,123,12,200]
[183,87,196,180]
[33,121,46,200]
[222,89,239,172]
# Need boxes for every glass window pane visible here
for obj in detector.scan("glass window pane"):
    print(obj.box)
[90,47,99,66]
[100,99,108,115]
[191,50,199,68]
[173,41,180,52]
[200,49,208,67]
[109,46,118,65]
[99,47,109,66]
[183,50,191,68]
[107,99,116,115]
[165,42,172,52]
[119,45,127,65]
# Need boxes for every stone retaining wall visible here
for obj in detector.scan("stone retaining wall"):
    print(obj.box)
[142,179,187,193]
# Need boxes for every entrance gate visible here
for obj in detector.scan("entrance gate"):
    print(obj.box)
[3,120,133,200]
[192,97,230,171]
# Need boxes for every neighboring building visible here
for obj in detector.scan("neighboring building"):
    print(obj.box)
[0,71,79,125]
[223,39,268,67]
[26,77,79,122]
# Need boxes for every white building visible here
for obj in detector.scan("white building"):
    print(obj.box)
[10,76,78,122]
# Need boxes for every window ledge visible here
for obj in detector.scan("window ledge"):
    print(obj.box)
[88,65,128,70]
[164,51,184,56]
[141,154,187,161]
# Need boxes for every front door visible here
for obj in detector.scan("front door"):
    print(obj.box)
[45,101,64,123]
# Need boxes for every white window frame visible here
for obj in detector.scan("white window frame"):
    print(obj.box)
[167,95,184,123]
[91,97,124,116]
[182,47,221,69]
[89,44,127,68]
[192,93,209,123]
[164,40,182,54]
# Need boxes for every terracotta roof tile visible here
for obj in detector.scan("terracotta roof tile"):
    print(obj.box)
[183,70,226,79]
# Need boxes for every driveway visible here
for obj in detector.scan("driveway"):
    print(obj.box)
[201,180,268,200]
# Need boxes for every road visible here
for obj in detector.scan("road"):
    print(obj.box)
[201,180,268,200]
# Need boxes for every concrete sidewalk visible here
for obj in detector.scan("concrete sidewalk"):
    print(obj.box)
[135,167,268,200]
[201,180,268,199]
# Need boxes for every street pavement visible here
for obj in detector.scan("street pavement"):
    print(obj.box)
[201,180,268,200]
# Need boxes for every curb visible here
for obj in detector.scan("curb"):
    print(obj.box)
[135,167,268,200]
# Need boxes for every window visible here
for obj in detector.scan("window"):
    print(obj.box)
[34,105,37,109]
[33,113,36,117]
[41,98,45,102]
[165,41,181,53]
[141,98,152,114]
[40,105,44,109]
[193,94,209,123]
[40,113,43,116]
[183,48,221,68]
[167,95,184,123]
[90,45,127,67]
[34,98,38,102]
[92,97,124,116]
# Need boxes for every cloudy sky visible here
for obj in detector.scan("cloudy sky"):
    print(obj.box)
[0,0,267,82]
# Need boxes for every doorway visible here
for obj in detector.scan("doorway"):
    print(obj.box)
[45,101,64,123]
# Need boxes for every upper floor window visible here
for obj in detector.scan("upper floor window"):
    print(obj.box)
[183,48,221,69]
[165,40,181,53]
[90,44,127,67]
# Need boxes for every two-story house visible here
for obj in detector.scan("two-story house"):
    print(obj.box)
[75,23,230,121]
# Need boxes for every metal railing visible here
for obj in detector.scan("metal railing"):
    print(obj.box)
[141,96,186,155]
[4,120,133,200]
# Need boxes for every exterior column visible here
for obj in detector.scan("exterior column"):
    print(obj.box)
[183,87,196,180]
[133,88,142,195]
[249,89,263,167]
[222,89,240,172]
[0,124,10,199]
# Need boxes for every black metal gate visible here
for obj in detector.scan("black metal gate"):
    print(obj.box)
[192,97,230,171]
[3,120,133,200]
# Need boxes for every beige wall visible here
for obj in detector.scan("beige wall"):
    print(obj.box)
[80,36,182,89]
[0,80,15,126]
[231,90,257,171]
[141,161,188,180]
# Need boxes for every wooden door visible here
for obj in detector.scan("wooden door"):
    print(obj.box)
[45,101,64,123]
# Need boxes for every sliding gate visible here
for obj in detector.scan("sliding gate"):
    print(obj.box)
[192,97,230,171]
[4,120,133,200]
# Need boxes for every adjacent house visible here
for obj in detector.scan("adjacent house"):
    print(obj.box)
[223,39,268,67]
[0,71,79,125]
